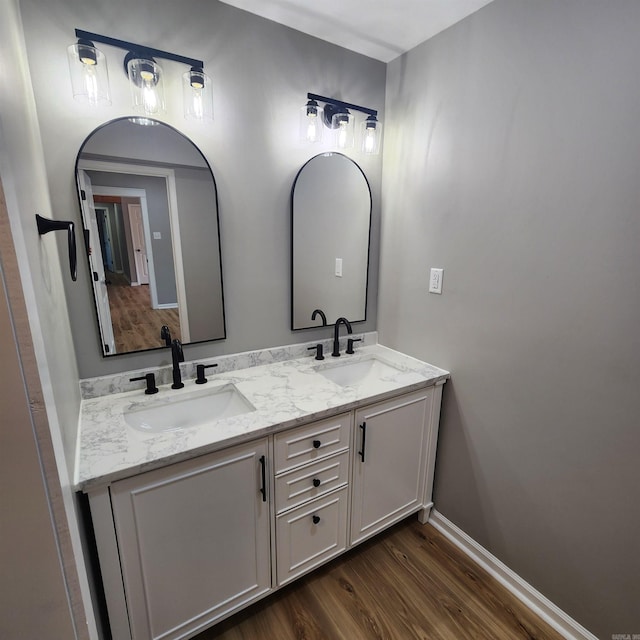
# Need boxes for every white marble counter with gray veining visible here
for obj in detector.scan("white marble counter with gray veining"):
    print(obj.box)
[75,340,449,491]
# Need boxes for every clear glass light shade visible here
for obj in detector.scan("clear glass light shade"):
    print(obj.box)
[299,102,323,143]
[331,111,354,149]
[67,43,111,106]
[361,117,382,155]
[183,69,213,121]
[127,58,165,115]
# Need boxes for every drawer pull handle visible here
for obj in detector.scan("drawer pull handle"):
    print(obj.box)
[312,478,321,488]
[312,515,320,525]
[312,440,321,449]
[358,422,367,462]
[259,455,267,502]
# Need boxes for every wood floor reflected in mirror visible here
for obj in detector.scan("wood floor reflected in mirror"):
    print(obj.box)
[106,271,181,353]
[197,517,564,640]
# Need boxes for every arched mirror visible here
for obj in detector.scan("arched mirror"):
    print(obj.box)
[75,117,225,356]
[291,152,371,330]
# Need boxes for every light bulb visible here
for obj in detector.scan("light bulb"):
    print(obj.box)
[337,122,348,148]
[67,41,110,106]
[363,127,376,153]
[306,116,320,142]
[142,83,158,113]
[83,66,99,105]
[128,57,165,115]
[299,100,323,143]
[183,68,213,121]
[331,110,353,149]
[192,90,204,119]
[361,116,382,154]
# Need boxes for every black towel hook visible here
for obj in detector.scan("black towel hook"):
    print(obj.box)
[35,214,77,281]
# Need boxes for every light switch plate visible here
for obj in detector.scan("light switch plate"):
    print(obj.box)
[335,258,343,277]
[429,268,443,294]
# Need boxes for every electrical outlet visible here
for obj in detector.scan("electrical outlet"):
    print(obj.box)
[429,268,443,294]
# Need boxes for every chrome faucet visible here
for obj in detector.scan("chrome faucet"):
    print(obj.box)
[170,339,185,389]
[332,317,352,357]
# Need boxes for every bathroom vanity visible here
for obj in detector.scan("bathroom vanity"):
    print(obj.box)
[77,341,449,640]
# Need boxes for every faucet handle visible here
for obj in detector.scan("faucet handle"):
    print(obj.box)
[346,338,362,354]
[307,344,324,360]
[195,363,218,384]
[130,373,159,395]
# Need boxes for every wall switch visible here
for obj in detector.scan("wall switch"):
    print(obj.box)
[335,258,343,277]
[153,231,162,240]
[429,268,444,294]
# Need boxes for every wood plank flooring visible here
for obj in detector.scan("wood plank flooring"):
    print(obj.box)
[106,271,181,353]
[196,517,564,640]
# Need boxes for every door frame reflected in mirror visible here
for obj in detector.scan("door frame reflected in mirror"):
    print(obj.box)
[78,160,191,349]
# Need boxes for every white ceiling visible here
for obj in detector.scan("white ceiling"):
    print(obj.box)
[218,0,495,62]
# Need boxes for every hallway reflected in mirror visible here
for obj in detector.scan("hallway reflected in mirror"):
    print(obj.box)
[106,270,182,353]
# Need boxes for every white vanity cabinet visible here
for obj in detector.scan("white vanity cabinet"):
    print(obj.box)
[350,387,441,546]
[86,380,445,640]
[106,438,271,640]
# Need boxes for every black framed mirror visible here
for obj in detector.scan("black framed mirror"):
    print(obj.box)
[75,117,226,356]
[291,152,372,330]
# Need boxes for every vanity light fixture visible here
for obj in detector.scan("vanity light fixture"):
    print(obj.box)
[125,52,165,115]
[300,99,323,143]
[361,114,382,155]
[183,67,213,121]
[67,38,111,106]
[68,29,212,122]
[300,93,382,154]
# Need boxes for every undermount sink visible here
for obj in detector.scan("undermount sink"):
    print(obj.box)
[315,356,404,387]
[124,384,255,433]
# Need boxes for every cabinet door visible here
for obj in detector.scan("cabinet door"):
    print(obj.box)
[111,439,271,640]
[350,389,433,546]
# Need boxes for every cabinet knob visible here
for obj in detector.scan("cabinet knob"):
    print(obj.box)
[312,478,321,488]
[312,515,320,525]
[312,440,321,449]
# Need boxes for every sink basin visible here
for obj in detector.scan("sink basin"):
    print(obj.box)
[315,356,404,387]
[124,384,255,433]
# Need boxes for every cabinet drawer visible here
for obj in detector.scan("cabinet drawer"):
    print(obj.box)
[276,487,348,586]
[275,451,349,514]
[274,413,351,473]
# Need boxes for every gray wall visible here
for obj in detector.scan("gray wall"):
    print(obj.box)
[19,0,385,378]
[379,1,640,637]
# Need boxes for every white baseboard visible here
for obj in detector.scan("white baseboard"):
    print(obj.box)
[428,510,598,640]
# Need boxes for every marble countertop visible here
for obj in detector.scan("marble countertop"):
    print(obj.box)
[75,343,449,491]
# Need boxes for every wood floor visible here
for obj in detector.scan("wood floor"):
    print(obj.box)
[106,271,181,353]
[196,517,563,640]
